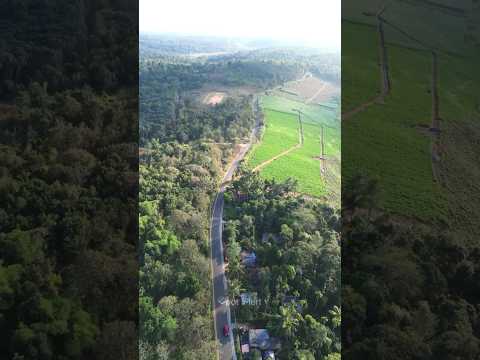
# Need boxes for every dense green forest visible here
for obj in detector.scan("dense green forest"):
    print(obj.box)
[139,141,222,359]
[223,170,341,359]
[0,1,138,359]
[342,175,480,359]
[139,58,302,146]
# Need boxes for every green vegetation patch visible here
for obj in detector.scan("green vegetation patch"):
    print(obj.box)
[261,95,338,126]
[250,95,340,198]
[341,21,380,113]
[247,109,299,168]
[261,121,324,196]
[343,25,448,220]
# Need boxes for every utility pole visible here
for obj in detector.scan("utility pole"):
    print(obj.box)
[292,108,304,145]
[431,51,440,132]
[321,125,325,160]
[377,15,391,97]
[320,125,326,175]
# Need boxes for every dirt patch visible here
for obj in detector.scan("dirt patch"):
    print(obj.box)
[203,92,226,105]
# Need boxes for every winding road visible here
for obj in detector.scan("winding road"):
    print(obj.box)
[211,99,262,360]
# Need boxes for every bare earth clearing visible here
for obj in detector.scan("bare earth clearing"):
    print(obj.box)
[203,92,226,105]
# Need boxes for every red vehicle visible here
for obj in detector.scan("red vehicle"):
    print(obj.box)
[223,324,229,337]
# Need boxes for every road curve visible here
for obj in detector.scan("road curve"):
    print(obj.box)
[211,100,261,360]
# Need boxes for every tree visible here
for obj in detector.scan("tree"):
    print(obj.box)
[328,306,341,329]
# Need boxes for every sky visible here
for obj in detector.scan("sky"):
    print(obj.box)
[140,0,341,51]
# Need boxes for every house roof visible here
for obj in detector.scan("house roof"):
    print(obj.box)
[249,329,281,351]
[241,250,257,267]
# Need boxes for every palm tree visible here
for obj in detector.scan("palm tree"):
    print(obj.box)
[328,305,341,329]
[278,303,302,339]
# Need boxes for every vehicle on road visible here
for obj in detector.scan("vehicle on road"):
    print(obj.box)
[223,324,230,337]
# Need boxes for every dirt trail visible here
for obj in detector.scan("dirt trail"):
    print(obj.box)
[306,82,327,104]
[342,94,383,120]
[252,143,301,172]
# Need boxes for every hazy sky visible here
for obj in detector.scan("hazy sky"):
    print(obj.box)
[140,0,341,50]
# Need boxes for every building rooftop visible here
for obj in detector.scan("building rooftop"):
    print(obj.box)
[241,250,257,267]
[249,329,281,351]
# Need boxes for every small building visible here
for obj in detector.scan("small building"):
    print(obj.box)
[249,329,281,351]
[241,251,257,268]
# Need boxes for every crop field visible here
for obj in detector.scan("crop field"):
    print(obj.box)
[262,95,339,126]
[342,21,380,113]
[260,122,340,197]
[249,95,340,199]
[247,109,299,168]
[343,21,447,220]
[277,75,339,105]
[343,0,470,53]
[342,16,480,227]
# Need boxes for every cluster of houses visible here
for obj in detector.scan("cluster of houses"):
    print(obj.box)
[236,250,301,359]
[224,227,301,359]
[236,250,280,359]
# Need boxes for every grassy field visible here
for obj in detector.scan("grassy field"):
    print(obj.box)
[343,21,447,220]
[248,109,299,168]
[342,0,469,53]
[260,122,340,197]
[262,95,338,126]
[342,21,380,113]
[342,17,480,228]
[249,95,340,199]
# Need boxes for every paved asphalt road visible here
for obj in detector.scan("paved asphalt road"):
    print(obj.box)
[211,100,262,360]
